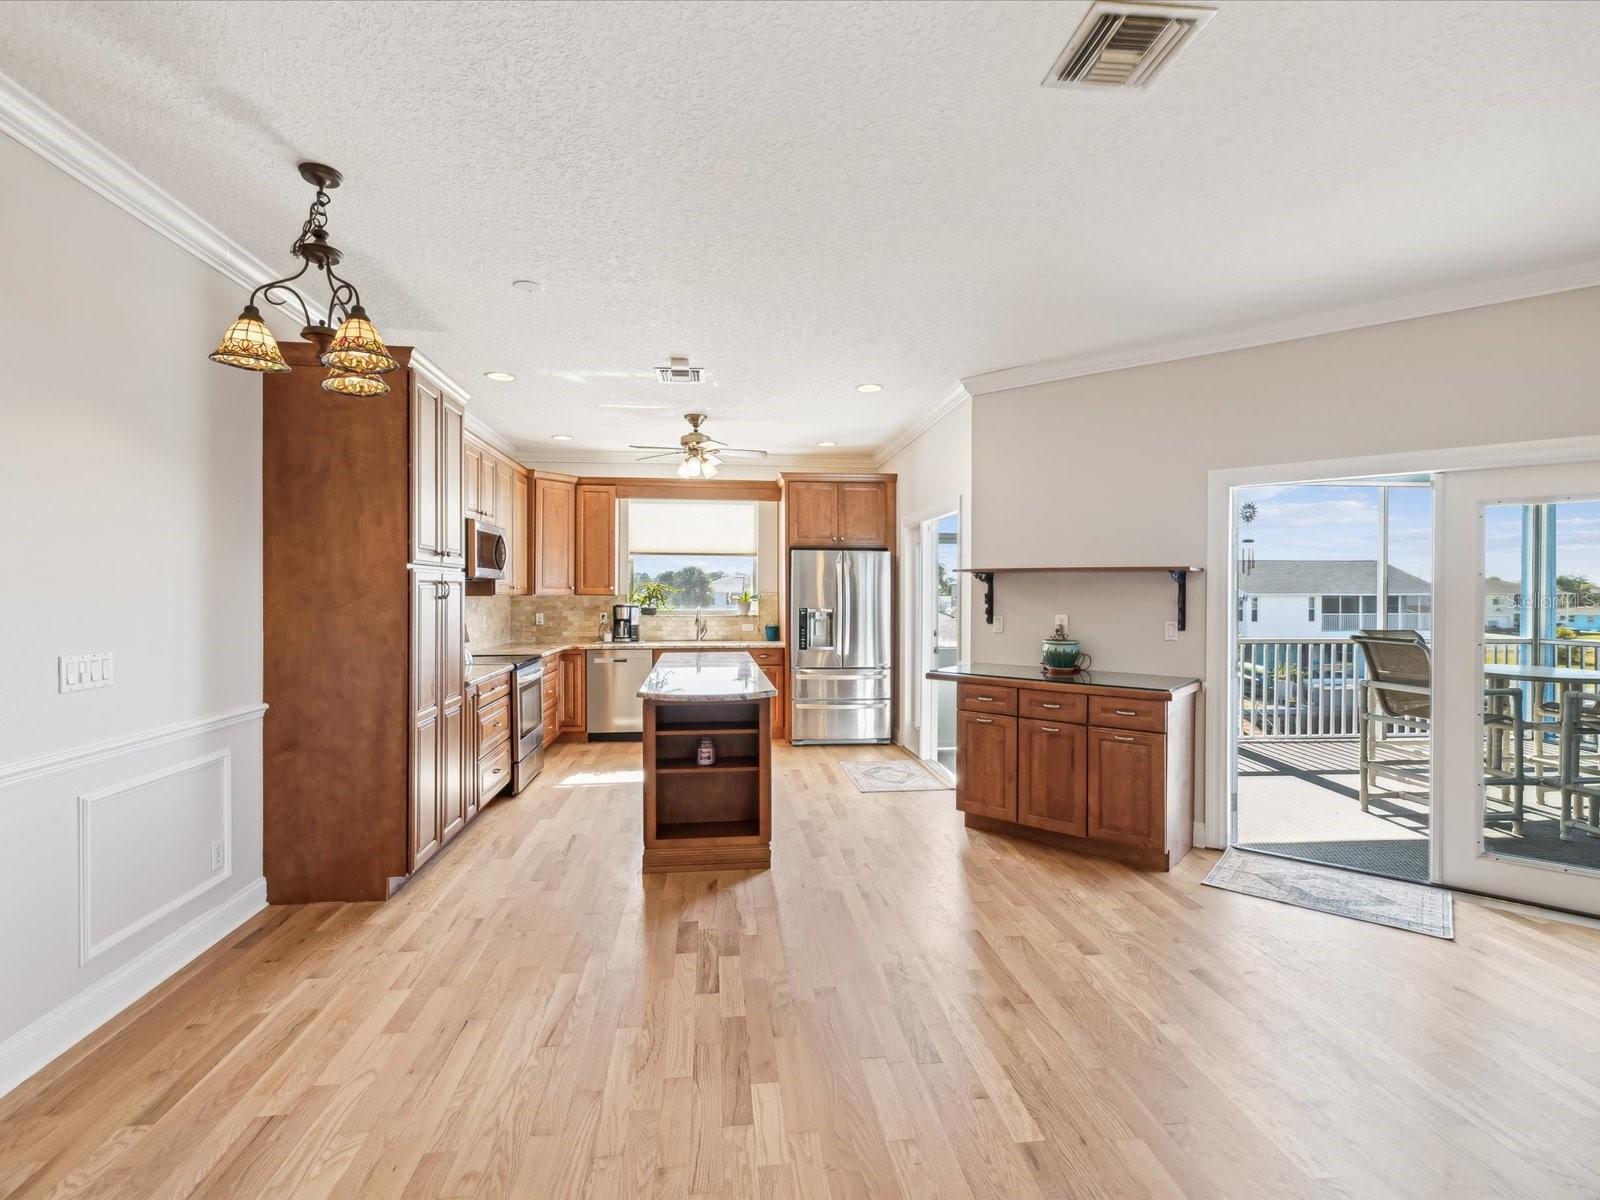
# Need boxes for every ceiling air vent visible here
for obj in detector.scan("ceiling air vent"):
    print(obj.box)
[1043,2,1213,89]
[657,355,702,384]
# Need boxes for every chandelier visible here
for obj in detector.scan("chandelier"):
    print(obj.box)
[208,162,400,396]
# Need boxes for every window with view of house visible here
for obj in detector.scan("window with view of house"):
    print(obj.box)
[626,499,758,611]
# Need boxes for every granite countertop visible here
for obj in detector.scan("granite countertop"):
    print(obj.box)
[927,661,1199,694]
[638,651,779,703]
[478,639,784,658]
[465,661,514,687]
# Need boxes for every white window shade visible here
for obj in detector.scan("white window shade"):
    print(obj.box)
[627,500,758,555]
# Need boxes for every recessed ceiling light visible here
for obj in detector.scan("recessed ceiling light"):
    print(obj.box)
[856,383,882,393]
[551,433,573,441]
[484,371,516,382]
[817,440,837,447]
[511,279,542,293]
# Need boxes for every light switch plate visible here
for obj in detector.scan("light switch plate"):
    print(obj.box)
[59,652,114,693]
[1054,613,1070,634]
[535,612,545,626]
[993,616,1005,634]
[1164,621,1179,641]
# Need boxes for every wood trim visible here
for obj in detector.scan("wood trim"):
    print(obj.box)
[608,478,779,502]
[962,813,1169,871]
[778,471,898,485]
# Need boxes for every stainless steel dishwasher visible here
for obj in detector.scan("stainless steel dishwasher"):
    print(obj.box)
[586,647,654,737]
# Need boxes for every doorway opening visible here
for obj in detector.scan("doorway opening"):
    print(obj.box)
[918,511,961,781]
[1230,475,1435,882]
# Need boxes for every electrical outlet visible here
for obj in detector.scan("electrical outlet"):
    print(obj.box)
[741,623,754,632]
[1054,613,1070,634]
[1164,620,1179,641]
[210,841,225,872]
[993,616,1005,634]
[59,652,114,693]
[535,612,545,626]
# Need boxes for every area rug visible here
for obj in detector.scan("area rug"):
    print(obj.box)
[840,759,949,793]
[1203,849,1453,939]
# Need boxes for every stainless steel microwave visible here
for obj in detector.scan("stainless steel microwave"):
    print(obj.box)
[465,518,508,581]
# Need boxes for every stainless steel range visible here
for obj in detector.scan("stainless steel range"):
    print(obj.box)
[468,652,545,790]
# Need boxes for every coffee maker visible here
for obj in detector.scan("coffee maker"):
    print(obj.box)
[612,603,640,642]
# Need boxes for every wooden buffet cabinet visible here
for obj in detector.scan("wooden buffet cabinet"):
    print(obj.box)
[928,664,1198,870]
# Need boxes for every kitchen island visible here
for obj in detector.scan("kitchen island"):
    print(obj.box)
[638,651,777,873]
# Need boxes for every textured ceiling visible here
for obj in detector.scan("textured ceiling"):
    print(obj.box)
[5,0,1600,459]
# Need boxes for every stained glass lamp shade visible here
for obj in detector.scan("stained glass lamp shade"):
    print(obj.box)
[321,305,399,374]
[208,305,291,373]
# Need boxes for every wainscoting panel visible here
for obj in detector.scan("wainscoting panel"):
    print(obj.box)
[0,709,264,1099]
[78,749,232,965]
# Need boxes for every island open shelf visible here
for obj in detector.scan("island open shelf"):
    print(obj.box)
[640,655,776,873]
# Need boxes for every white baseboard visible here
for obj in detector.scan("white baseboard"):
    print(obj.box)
[0,876,267,1099]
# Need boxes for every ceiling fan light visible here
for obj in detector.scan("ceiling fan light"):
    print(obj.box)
[676,455,702,479]
[700,457,719,478]
[321,305,400,374]
[321,367,390,397]
[208,305,291,373]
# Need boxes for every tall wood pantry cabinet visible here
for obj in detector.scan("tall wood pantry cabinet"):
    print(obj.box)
[263,341,471,902]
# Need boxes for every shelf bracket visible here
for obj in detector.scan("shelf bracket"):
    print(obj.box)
[1170,569,1188,632]
[973,571,996,625]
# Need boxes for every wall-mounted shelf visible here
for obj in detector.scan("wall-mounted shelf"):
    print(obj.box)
[959,566,1205,630]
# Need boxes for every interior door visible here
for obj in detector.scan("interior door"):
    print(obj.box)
[1436,463,1600,913]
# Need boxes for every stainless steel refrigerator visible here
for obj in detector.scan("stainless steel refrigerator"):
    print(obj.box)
[789,548,892,743]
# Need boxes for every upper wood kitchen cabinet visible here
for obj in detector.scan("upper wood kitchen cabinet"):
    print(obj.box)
[575,482,617,595]
[510,471,530,594]
[781,473,896,549]
[411,367,465,568]
[532,472,577,594]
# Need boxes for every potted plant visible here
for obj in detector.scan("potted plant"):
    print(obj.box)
[631,581,673,616]
[733,588,756,617]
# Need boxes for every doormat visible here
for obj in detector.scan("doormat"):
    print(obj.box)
[840,759,949,793]
[1203,849,1453,939]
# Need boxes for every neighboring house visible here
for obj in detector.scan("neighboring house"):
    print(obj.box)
[1484,576,1524,633]
[1561,605,1600,633]
[1236,560,1432,638]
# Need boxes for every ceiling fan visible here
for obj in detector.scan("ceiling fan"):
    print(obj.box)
[629,413,768,479]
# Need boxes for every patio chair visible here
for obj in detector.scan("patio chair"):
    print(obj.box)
[1351,630,1432,814]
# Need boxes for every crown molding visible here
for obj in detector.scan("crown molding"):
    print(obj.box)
[871,383,970,467]
[514,448,878,473]
[962,260,1600,397]
[0,69,472,407]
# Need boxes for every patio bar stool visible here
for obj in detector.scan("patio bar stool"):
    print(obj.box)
[1484,684,1530,834]
[1559,692,1600,840]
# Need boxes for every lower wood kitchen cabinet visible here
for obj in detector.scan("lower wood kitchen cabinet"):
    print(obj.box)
[937,669,1197,870]
[542,659,561,748]
[559,649,586,736]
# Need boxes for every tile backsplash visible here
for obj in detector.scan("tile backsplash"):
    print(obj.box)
[467,592,780,649]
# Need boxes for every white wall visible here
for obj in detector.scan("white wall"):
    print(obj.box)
[879,398,973,749]
[0,134,266,1095]
[970,285,1600,833]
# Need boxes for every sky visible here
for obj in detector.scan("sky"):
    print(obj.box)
[1236,485,1600,588]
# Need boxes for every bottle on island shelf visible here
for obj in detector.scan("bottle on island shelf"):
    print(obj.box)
[697,736,716,767]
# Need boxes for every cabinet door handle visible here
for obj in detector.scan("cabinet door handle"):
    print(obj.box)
[1113,709,1138,716]
[1040,726,1060,734]
[972,717,993,725]
[1040,702,1061,709]
[1112,734,1136,742]
[974,695,994,702]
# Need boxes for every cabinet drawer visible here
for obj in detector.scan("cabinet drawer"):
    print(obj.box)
[479,741,512,799]
[958,683,1017,716]
[477,696,510,749]
[747,647,785,666]
[1019,690,1087,723]
[477,674,511,707]
[1088,694,1167,733]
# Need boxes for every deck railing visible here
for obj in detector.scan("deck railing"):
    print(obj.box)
[1239,634,1600,740]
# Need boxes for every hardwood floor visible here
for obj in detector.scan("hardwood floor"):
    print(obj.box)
[4,740,1600,1199]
